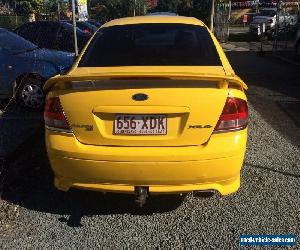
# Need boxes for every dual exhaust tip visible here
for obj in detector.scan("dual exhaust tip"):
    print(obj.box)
[134,186,216,207]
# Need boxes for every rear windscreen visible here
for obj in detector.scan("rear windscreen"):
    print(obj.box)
[78,24,222,67]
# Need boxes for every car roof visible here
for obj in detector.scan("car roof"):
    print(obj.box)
[19,20,61,26]
[0,28,15,35]
[147,12,178,16]
[61,20,86,23]
[101,16,205,28]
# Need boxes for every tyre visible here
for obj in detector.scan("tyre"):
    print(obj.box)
[17,76,45,110]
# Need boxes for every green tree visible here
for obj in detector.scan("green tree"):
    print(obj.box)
[41,0,69,19]
[189,0,211,24]
[133,0,148,16]
[88,0,147,23]
[177,0,193,16]
[154,0,178,13]
[154,0,211,25]
[4,0,43,16]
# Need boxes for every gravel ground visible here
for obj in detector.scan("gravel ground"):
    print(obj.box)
[0,51,299,249]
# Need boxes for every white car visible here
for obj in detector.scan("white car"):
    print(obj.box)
[250,8,293,36]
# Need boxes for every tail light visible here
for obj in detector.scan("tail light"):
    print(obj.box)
[214,97,248,133]
[44,97,71,132]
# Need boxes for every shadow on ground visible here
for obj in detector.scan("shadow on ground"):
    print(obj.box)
[0,101,43,158]
[1,130,193,227]
[229,32,260,42]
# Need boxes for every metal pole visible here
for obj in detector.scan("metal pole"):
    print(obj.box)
[274,0,280,51]
[133,0,136,16]
[210,0,215,32]
[71,0,79,56]
[227,1,231,39]
[57,0,60,21]
[15,1,17,27]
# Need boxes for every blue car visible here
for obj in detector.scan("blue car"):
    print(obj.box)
[0,28,74,109]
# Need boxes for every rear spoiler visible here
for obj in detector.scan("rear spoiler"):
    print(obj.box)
[44,73,248,91]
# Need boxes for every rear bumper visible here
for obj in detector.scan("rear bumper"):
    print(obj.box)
[52,156,242,195]
[46,129,247,195]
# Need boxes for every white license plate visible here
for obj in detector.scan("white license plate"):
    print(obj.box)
[114,115,167,135]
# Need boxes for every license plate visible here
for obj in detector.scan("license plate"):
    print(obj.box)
[114,115,167,135]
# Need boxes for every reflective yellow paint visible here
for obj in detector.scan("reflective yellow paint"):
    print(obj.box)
[45,16,248,195]
[101,16,206,28]
[47,130,247,195]
[44,67,247,91]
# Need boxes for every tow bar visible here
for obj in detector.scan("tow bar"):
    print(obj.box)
[134,186,149,207]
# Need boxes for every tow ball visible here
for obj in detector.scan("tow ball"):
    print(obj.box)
[134,186,149,207]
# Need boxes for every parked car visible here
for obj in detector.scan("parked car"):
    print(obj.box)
[62,21,98,35]
[0,28,74,109]
[44,16,249,206]
[249,8,293,36]
[147,12,178,16]
[87,20,102,28]
[15,21,91,53]
[295,27,300,60]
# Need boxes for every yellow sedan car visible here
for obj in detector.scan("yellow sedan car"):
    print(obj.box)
[44,15,248,205]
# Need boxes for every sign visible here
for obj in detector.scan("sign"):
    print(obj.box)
[78,0,88,21]
[230,0,277,9]
[114,115,167,135]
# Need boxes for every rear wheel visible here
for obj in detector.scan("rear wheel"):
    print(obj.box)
[17,76,45,110]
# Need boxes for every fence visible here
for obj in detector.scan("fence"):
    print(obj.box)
[214,2,231,42]
[0,16,27,30]
[272,1,300,62]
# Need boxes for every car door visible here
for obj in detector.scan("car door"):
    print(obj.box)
[0,48,12,98]
[36,22,60,50]
[60,22,91,52]
[55,24,72,52]
[15,22,39,45]
[0,34,15,99]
